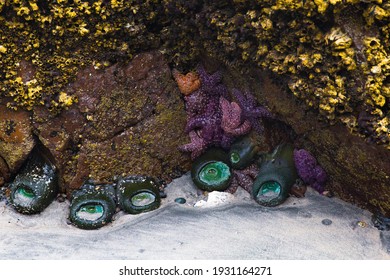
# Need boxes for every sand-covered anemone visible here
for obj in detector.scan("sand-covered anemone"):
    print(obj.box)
[68,175,163,230]
[228,135,261,170]
[8,148,58,214]
[69,181,117,230]
[116,176,161,215]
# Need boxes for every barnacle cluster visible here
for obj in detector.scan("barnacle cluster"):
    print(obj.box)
[0,0,389,148]
[0,0,177,111]
[199,0,390,148]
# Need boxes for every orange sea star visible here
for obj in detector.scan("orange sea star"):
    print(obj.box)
[172,69,201,96]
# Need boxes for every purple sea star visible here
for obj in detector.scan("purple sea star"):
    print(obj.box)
[178,131,207,160]
[183,89,210,118]
[180,65,235,153]
[293,149,327,193]
[232,89,273,134]
[197,64,229,99]
[226,164,260,194]
[184,96,223,143]
[220,96,252,136]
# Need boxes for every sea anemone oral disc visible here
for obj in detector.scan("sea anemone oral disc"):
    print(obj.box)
[116,176,161,215]
[69,182,116,230]
[199,161,231,188]
[76,203,105,221]
[191,148,232,192]
[256,181,281,199]
[130,191,156,207]
[230,152,241,165]
[16,185,35,199]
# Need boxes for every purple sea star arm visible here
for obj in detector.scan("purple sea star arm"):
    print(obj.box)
[293,149,327,193]
[183,89,209,118]
[246,106,273,119]
[178,131,207,160]
[232,88,249,107]
[242,164,260,178]
[197,64,223,91]
[226,174,240,194]
[226,164,260,194]
[220,97,252,136]
[185,114,209,133]
[232,88,273,134]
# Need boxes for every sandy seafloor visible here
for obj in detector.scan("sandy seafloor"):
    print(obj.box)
[0,173,389,260]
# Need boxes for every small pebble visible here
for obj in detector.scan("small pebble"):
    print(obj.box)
[322,191,334,198]
[357,221,367,228]
[160,191,167,199]
[322,219,332,225]
[57,196,66,203]
[174,197,186,204]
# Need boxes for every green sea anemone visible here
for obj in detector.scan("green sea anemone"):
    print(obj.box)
[252,143,298,207]
[69,181,116,230]
[116,176,161,215]
[9,149,58,214]
[191,148,232,192]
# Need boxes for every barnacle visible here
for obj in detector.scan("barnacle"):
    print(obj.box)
[0,0,389,148]
[325,28,353,50]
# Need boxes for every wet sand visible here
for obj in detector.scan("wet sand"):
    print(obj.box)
[0,173,389,259]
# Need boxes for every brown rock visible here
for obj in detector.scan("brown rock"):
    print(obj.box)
[0,156,9,187]
[33,51,190,196]
[0,105,35,184]
[33,106,85,191]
